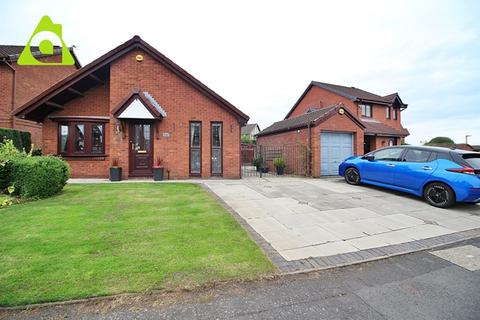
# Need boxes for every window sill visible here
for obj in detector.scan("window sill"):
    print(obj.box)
[59,154,108,160]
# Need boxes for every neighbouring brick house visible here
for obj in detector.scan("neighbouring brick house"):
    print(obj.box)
[0,45,80,146]
[14,36,249,179]
[257,81,409,176]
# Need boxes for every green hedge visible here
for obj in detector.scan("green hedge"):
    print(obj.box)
[0,128,31,152]
[11,156,71,198]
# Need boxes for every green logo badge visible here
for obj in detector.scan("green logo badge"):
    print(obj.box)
[18,15,74,66]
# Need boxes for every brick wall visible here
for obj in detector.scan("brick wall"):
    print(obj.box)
[287,86,403,130]
[42,49,242,179]
[257,111,363,177]
[43,83,110,177]
[288,86,355,118]
[0,55,77,147]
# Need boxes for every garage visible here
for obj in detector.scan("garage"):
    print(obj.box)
[320,132,353,175]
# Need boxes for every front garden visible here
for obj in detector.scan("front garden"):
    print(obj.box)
[0,183,273,306]
[0,131,273,306]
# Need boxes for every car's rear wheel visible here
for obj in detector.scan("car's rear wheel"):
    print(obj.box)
[423,182,455,208]
[345,167,361,185]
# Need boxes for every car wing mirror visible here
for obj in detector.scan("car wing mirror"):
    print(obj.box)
[363,154,375,161]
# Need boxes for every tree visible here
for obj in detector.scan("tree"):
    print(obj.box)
[241,134,255,144]
[424,136,454,146]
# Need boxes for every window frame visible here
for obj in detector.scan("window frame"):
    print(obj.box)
[210,121,223,176]
[386,106,391,119]
[359,104,372,118]
[370,147,405,162]
[393,108,398,120]
[57,121,106,157]
[402,149,433,163]
[189,121,202,176]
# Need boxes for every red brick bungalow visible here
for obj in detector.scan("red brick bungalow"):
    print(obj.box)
[14,36,249,179]
[0,45,80,146]
[257,81,409,176]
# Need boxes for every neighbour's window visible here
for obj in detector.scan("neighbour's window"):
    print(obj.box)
[393,108,398,120]
[211,122,222,175]
[359,104,372,118]
[190,122,202,175]
[58,122,105,156]
[403,149,432,163]
[372,148,403,161]
[386,107,391,119]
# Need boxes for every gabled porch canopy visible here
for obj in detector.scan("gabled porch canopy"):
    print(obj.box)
[112,90,167,120]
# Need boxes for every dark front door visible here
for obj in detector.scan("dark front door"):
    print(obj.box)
[129,122,153,176]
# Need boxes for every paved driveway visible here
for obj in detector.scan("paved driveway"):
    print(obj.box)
[205,177,480,262]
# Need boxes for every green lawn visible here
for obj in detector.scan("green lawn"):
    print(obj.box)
[0,183,273,306]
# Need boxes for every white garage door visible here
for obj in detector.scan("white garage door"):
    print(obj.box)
[320,132,353,176]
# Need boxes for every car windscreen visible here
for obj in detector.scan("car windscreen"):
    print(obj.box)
[462,154,480,169]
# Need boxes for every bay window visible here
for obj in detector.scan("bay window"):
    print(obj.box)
[58,122,105,156]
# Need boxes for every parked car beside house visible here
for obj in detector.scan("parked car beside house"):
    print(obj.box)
[257,81,409,177]
[339,145,480,208]
[13,36,249,179]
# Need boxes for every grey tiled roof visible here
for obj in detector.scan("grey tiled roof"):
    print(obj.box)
[0,45,62,60]
[241,123,259,135]
[143,91,167,117]
[361,118,409,136]
[258,104,341,136]
[311,81,396,105]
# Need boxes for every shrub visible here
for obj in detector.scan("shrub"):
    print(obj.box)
[0,140,24,190]
[0,128,32,152]
[0,128,23,150]
[273,157,286,168]
[31,148,42,156]
[253,155,263,168]
[20,131,32,153]
[11,156,71,198]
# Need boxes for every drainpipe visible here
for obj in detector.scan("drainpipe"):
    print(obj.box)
[2,58,16,128]
[307,122,312,176]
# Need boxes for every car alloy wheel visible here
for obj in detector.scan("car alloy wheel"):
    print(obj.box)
[345,168,360,185]
[424,182,455,208]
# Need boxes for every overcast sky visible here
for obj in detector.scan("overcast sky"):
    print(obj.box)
[2,0,479,145]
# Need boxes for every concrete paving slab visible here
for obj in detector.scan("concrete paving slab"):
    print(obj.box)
[320,207,381,222]
[431,245,480,271]
[438,217,480,232]
[347,235,391,250]
[350,220,392,235]
[280,241,358,261]
[318,222,368,240]
[393,224,453,240]
[294,226,342,245]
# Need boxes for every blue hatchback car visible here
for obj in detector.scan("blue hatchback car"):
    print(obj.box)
[339,146,480,208]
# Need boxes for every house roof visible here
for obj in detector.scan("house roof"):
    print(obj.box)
[13,36,249,124]
[284,81,408,119]
[241,123,260,135]
[0,44,81,68]
[258,103,365,137]
[361,118,409,137]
